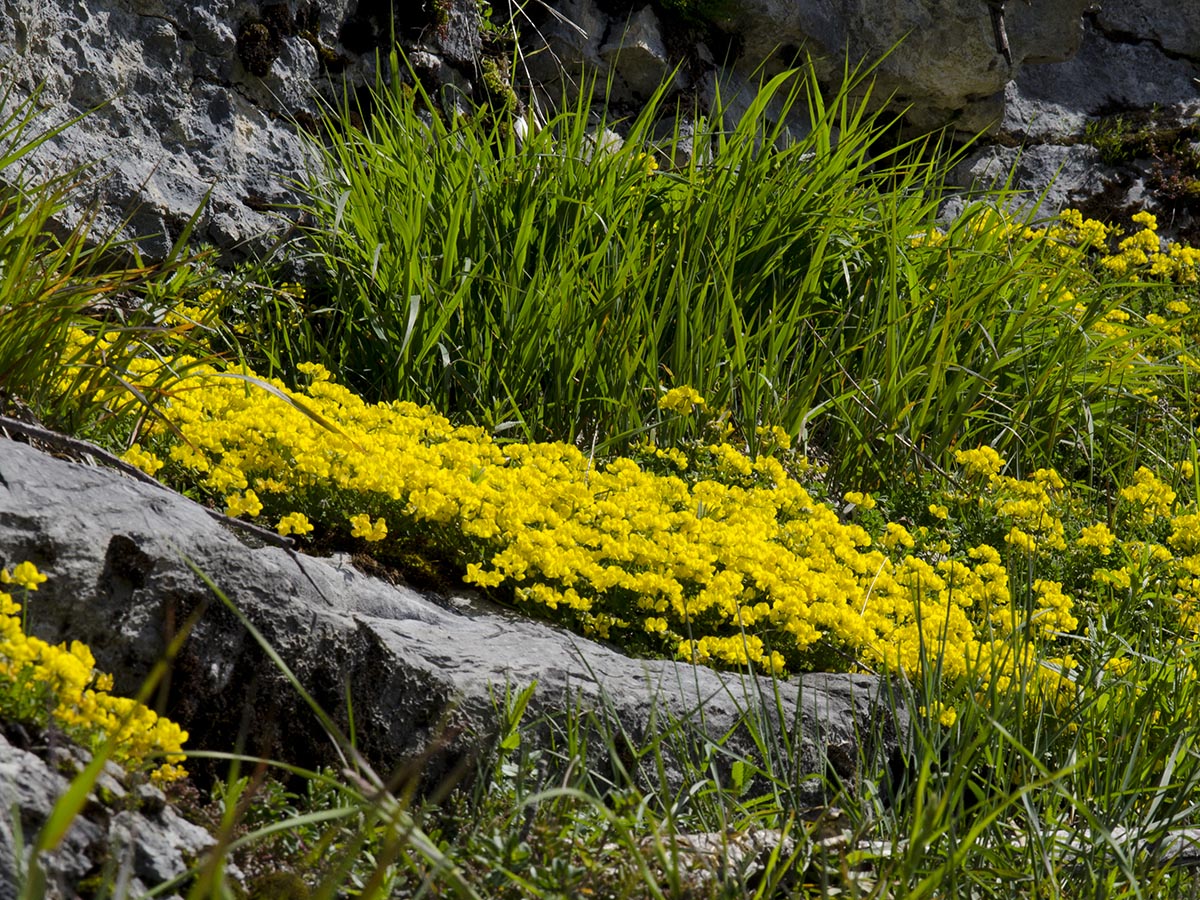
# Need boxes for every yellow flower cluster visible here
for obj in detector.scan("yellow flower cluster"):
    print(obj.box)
[276,511,314,536]
[97,354,1076,689]
[1120,467,1177,524]
[928,444,1200,645]
[1049,207,1200,283]
[76,300,1200,699]
[843,491,876,510]
[350,514,389,542]
[122,443,165,476]
[0,563,188,782]
[950,448,1068,555]
[657,385,707,416]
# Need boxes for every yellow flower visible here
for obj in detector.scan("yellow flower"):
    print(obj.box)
[1132,210,1158,231]
[349,513,388,542]
[1120,467,1176,523]
[881,522,914,550]
[0,562,187,782]
[657,385,707,415]
[919,702,957,727]
[1077,523,1116,555]
[121,443,165,476]
[1104,656,1132,677]
[94,342,1123,692]
[276,512,314,536]
[1005,526,1037,554]
[755,425,792,450]
[955,446,1004,481]
[224,490,263,519]
[843,491,876,510]
[1,562,47,592]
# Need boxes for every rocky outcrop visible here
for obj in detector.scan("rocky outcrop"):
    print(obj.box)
[2,0,1193,264]
[0,726,215,899]
[0,0,480,263]
[524,0,1093,132]
[0,435,905,804]
[952,6,1200,235]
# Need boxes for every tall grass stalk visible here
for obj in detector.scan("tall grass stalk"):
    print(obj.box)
[286,53,1164,485]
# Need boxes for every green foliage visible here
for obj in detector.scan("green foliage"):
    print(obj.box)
[0,80,225,442]
[264,56,1174,488]
[291,55,956,474]
[1084,110,1200,211]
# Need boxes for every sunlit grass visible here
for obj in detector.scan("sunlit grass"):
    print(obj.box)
[7,46,1200,900]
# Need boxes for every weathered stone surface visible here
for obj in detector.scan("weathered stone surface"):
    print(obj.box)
[0,437,906,803]
[0,0,357,262]
[709,0,1092,132]
[1094,1,1200,62]
[1003,15,1200,139]
[0,728,214,899]
[979,8,1200,235]
[946,143,1110,220]
[599,5,676,101]
[521,0,1094,133]
[520,0,610,101]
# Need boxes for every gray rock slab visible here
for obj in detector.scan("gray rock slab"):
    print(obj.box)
[947,142,1110,220]
[706,0,1093,132]
[0,0,360,262]
[0,729,213,898]
[0,437,906,803]
[1005,14,1200,135]
[1095,0,1200,62]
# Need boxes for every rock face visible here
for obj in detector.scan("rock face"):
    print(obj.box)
[0,0,333,261]
[0,437,905,805]
[0,0,478,263]
[703,0,1092,133]
[0,727,215,899]
[951,7,1200,235]
[2,0,1194,262]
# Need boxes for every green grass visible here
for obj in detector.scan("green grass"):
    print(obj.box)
[130,631,1200,899]
[228,51,1170,489]
[8,44,1200,900]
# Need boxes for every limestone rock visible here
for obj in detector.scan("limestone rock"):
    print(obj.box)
[1004,14,1200,140]
[520,0,610,100]
[712,0,1091,132]
[0,437,907,805]
[1095,1,1200,62]
[599,6,677,101]
[0,727,215,899]
[946,143,1109,220]
[3,0,1190,268]
[983,9,1200,235]
[0,0,351,262]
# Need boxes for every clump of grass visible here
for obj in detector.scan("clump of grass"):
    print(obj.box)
[249,54,1181,491]
[279,55,978,472]
[0,81,230,444]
